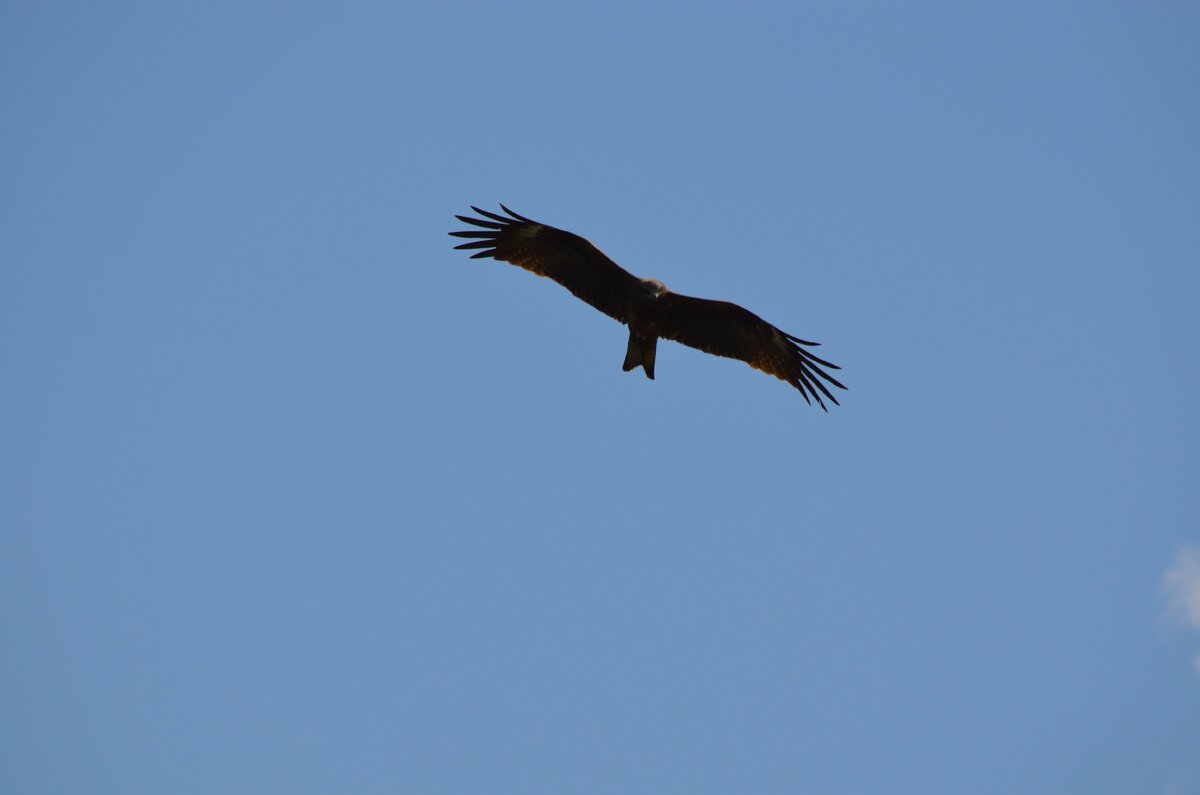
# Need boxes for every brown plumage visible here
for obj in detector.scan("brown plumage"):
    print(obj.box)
[449,205,846,409]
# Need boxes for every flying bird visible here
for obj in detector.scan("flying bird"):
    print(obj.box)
[449,205,846,409]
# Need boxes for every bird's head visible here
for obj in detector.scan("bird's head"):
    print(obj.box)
[639,278,667,299]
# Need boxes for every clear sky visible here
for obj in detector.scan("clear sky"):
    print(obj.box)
[3,2,1198,793]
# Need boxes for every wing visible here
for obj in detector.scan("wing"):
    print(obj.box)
[449,205,639,324]
[658,293,847,409]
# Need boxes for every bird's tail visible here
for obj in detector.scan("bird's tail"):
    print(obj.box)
[622,333,657,380]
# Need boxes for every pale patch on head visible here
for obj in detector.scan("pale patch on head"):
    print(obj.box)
[640,278,667,297]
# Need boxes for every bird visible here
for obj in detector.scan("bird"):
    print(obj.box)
[449,205,846,409]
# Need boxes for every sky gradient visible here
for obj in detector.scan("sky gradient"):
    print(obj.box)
[3,2,1199,793]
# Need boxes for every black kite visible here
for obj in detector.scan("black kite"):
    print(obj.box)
[449,205,846,409]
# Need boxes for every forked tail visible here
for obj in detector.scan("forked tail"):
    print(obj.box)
[622,332,658,380]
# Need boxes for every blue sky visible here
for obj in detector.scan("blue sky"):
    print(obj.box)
[3,2,1198,793]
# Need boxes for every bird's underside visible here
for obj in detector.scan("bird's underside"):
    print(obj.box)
[450,204,846,409]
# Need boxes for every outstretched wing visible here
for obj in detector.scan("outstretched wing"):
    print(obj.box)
[449,205,638,324]
[658,293,847,409]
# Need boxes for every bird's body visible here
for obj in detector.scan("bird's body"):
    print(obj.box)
[623,278,668,379]
[449,205,846,409]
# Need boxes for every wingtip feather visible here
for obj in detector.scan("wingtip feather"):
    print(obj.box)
[473,206,514,224]
[499,203,534,223]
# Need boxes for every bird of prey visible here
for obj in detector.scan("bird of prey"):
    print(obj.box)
[449,205,846,409]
